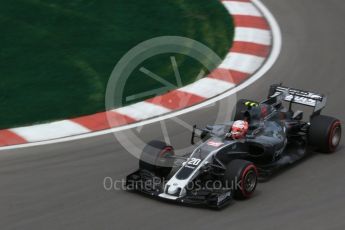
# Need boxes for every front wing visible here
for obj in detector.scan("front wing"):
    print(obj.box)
[126,169,233,209]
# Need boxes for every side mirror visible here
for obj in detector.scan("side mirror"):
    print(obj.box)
[191,125,197,145]
[191,125,207,145]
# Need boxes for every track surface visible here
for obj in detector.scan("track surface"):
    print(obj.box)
[1,0,345,229]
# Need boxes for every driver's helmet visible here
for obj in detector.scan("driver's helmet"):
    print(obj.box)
[231,120,249,139]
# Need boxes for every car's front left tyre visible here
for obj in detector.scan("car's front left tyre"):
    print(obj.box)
[139,140,175,178]
[223,160,258,200]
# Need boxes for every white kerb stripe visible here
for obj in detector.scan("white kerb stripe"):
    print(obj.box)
[178,78,235,98]
[219,52,265,74]
[114,101,171,120]
[222,1,262,17]
[234,27,271,46]
[10,120,91,142]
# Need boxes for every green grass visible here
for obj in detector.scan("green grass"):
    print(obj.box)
[0,0,234,129]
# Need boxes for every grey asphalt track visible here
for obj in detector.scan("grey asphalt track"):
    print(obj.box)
[1,0,345,229]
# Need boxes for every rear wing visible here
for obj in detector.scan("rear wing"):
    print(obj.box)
[268,85,327,114]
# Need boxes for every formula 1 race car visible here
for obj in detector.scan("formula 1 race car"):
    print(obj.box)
[126,85,342,208]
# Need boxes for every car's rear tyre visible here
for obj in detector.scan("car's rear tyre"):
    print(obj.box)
[223,160,258,200]
[139,140,175,178]
[308,115,342,153]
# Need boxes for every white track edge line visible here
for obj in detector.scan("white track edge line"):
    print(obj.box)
[0,0,282,151]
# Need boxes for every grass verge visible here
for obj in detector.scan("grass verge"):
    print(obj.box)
[0,0,234,129]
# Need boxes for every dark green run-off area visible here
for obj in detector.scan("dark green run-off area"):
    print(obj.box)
[0,0,234,129]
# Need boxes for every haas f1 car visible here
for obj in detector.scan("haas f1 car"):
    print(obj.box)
[126,85,342,208]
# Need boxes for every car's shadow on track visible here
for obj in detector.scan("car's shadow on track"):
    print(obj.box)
[258,146,344,183]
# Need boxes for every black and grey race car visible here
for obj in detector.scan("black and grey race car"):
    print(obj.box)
[126,85,342,208]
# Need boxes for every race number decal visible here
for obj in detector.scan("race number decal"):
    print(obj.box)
[187,158,202,166]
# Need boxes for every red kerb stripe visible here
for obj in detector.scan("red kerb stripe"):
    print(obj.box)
[233,15,269,30]
[208,69,250,84]
[71,111,136,131]
[0,130,27,147]
[147,90,205,110]
[231,41,270,57]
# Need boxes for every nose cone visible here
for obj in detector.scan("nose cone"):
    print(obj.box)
[168,185,179,195]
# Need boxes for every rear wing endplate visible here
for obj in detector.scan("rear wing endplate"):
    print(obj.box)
[269,85,327,114]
